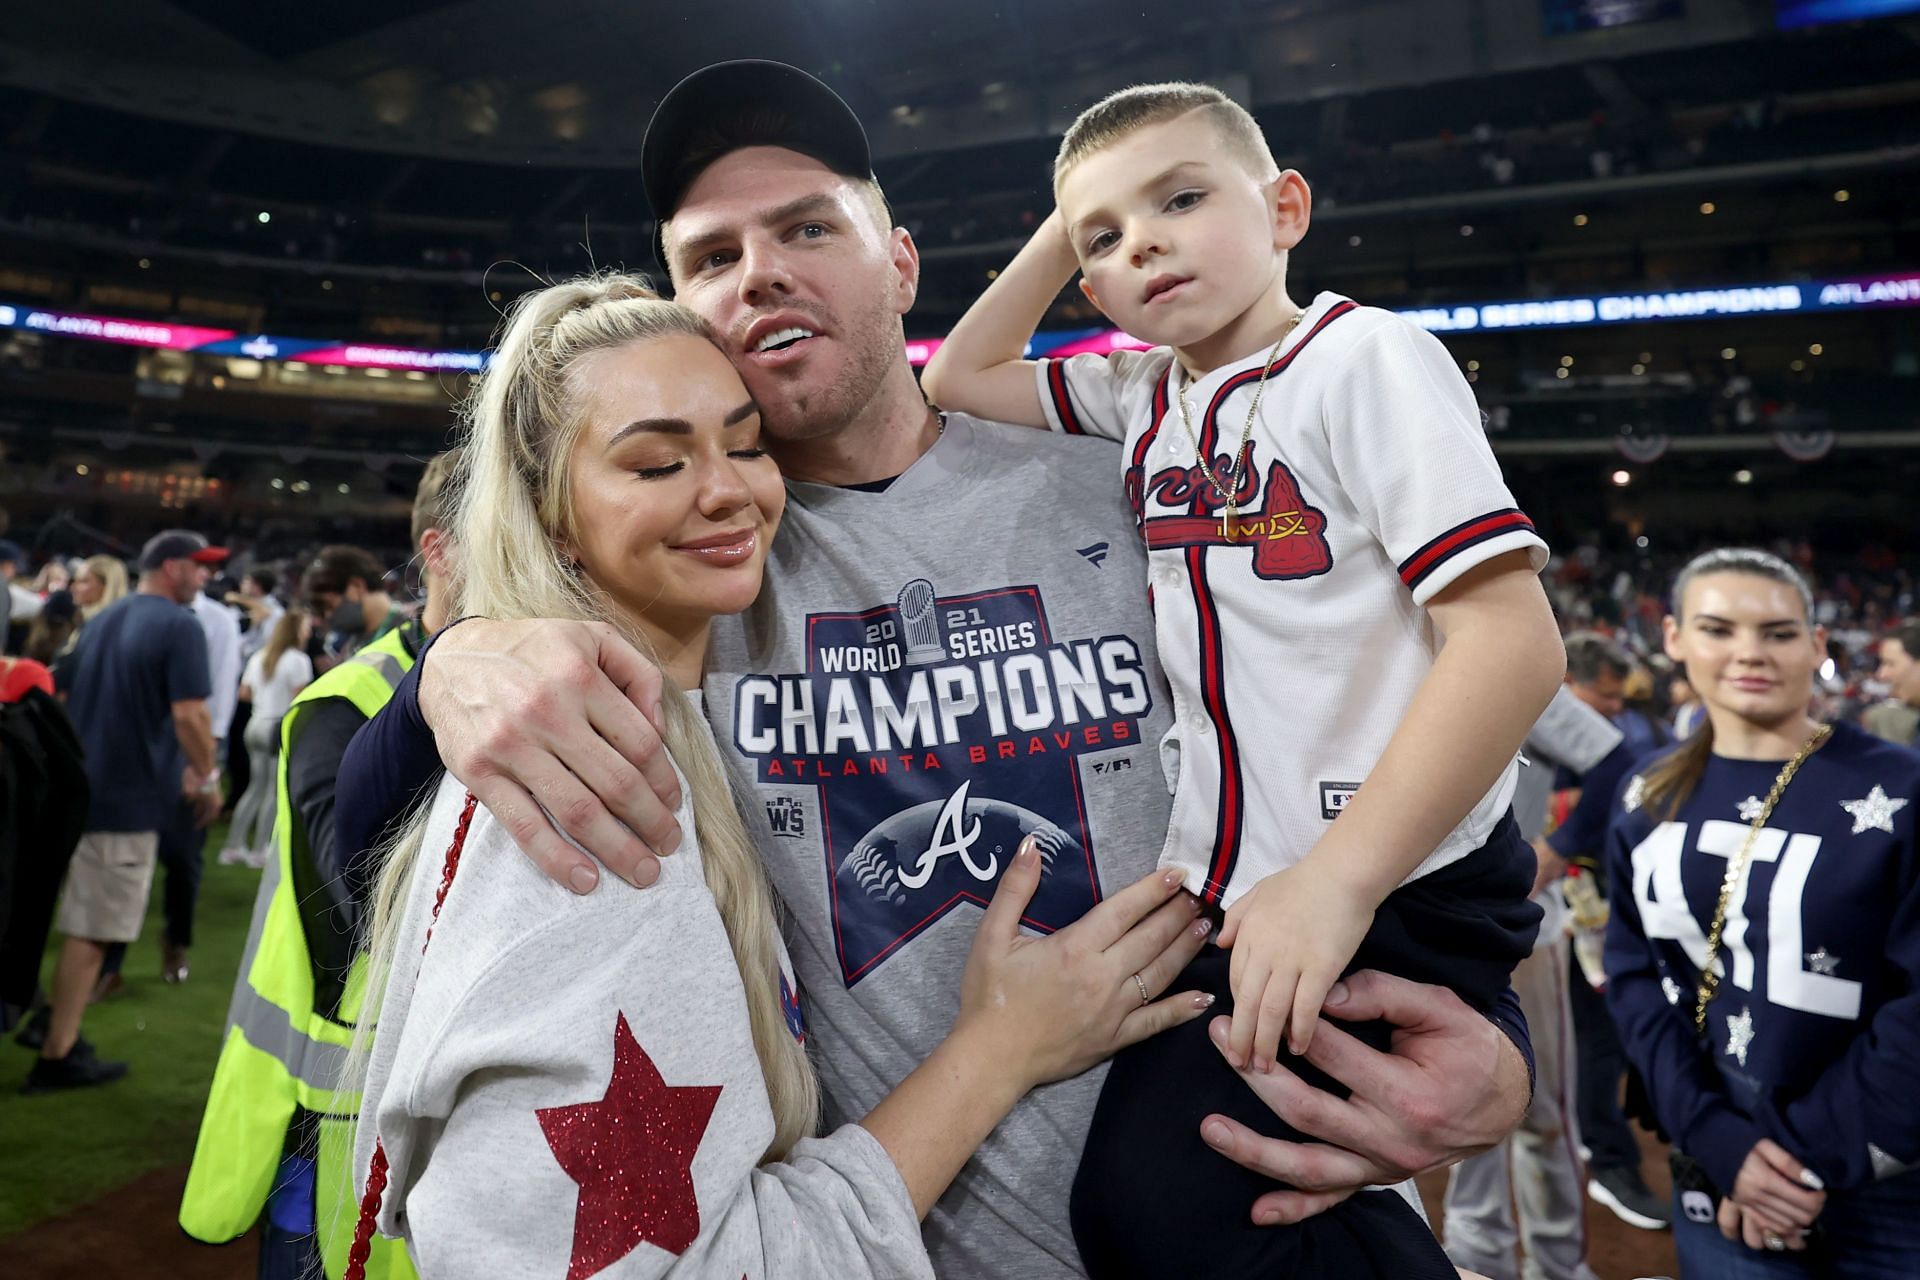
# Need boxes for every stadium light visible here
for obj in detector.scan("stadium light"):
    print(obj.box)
[1834,190,1850,203]
[1635,536,1649,549]
[1734,469,1755,484]
[1699,201,1716,215]
[1573,213,1588,226]
[1611,469,1631,487]
[1809,343,1823,355]
[257,211,271,224]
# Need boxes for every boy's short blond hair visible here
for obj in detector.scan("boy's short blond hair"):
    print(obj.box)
[1054,82,1278,192]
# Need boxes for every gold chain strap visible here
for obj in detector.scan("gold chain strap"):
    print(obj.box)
[1174,309,1305,540]
[1693,723,1832,1036]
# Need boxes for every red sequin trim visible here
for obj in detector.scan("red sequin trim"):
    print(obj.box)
[343,1139,390,1280]
[423,791,480,952]
[349,790,480,1274]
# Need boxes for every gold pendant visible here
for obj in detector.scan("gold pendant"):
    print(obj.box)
[1221,502,1236,541]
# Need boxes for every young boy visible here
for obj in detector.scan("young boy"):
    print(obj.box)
[922,83,1562,1276]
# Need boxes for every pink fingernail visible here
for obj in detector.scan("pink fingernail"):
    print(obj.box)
[1162,867,1185,887]
[1253,1057,1269,1074]
[1193,993,1216,1010]
[1203,1120,1231,1146]
[568,865,599,894]
[1191,918,1213,939]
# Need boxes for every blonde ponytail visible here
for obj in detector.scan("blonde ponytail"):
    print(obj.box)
[347,272,817,1170]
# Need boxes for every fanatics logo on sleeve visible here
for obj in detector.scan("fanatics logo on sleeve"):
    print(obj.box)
[732,579,1154,985]
[1319,781,1363,820]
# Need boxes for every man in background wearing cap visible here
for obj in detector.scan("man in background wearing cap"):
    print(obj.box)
[98,547,243,991]
[20,530,220,1092]
[337,63,1534,1273]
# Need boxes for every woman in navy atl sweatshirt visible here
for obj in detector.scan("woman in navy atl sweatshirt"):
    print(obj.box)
[1604,547,1920,1276]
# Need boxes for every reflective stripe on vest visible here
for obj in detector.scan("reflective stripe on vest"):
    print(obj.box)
[181,628,419,1280]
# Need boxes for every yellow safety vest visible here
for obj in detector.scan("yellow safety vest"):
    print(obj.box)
[181,627,420,1279]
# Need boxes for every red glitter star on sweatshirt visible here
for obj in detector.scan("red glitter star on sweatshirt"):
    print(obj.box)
[536,1012,723,1278]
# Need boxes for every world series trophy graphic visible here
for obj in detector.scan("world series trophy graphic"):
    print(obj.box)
[897,578,946,666]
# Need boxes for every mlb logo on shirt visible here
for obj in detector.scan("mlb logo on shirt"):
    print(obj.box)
[1681,1189,1716,1225]
[1319,781,1363,821]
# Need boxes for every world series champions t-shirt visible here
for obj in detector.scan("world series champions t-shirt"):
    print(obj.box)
[703,413,1174,1277]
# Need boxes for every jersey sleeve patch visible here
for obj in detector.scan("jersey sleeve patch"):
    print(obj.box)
[1397,508,1538,594]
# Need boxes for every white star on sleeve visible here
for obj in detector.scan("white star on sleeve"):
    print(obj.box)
[1725,1006,1755,1067]
[1840,785,1909,836]
[1623,775,1646,813]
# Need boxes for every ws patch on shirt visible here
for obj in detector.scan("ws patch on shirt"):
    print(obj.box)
[732,580,1154,985]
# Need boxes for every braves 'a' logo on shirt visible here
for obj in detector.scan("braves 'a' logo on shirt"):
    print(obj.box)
[1131,450,1334,581]
[732,581,1153,984]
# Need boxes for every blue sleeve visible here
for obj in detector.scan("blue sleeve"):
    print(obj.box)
[1546,742,1637,865]
[1602,786,1762,1194]
[1752,825,1920,1190]
[168,614,212,703]
[1487,984,1536,1095]
[336,648,443,906]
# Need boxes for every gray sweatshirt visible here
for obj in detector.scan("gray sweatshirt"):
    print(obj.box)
[355,740,932,1279]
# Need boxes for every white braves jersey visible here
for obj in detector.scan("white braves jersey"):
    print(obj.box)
[1035,293,1548,906]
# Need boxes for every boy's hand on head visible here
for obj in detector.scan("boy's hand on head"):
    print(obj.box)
[1218,864,1375,1072]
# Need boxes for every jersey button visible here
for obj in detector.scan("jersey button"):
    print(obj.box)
[1189,712,1212,734]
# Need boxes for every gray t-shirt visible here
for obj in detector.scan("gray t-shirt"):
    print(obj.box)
[705,413,1174,1278]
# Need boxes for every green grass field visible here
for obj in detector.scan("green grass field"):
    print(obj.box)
[0,822,259,1238]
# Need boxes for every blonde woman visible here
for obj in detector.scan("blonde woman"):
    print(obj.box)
[70,555,129,621]
[222,609,313,865]
[345,275,1210,1279]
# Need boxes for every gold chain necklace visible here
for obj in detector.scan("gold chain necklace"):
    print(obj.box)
[1693,722,1832,1036]
[1174,309,1305,540]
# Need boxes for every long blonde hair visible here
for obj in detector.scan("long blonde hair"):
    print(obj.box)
[259,607,305,682]
[350,271,817,1163]
[78,555,129,620]
[1639,547,1817,821]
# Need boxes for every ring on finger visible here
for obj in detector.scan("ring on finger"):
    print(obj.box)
[1130,972,1150,1006]
[1763,1234,1786,1252]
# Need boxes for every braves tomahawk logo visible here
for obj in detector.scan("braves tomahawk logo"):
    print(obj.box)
[733,580,1153,984]
[1129,446,1334,581]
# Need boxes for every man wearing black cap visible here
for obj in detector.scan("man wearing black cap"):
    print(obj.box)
[20,530,221,1092]
[338,63,1533,1273]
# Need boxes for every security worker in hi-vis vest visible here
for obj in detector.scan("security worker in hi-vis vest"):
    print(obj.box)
[182,451,460,1279]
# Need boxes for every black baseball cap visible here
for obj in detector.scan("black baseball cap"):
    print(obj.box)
[641,60,873,271]
[138,529,228,572]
